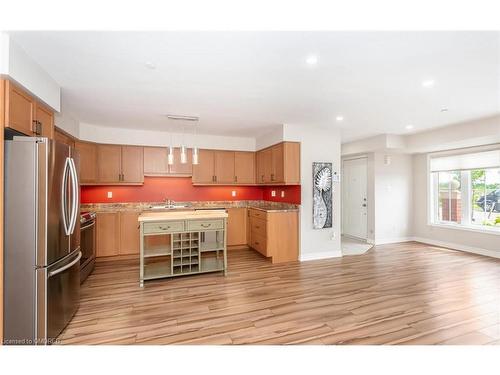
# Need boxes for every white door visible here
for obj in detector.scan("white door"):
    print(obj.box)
[342,157,368,240]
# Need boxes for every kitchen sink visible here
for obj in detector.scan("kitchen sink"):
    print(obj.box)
[148,204,189,210]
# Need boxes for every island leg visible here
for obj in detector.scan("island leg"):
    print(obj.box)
[139,223,144,287]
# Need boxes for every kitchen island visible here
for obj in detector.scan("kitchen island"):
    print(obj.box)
[138,210,228,287]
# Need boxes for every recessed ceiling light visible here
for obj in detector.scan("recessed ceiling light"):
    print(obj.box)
[306,55,318,65]
[336,116,344,122]
[405,124,414,130]
[440,107,449,112]
[421,79,435,88]
[145,62,156,70]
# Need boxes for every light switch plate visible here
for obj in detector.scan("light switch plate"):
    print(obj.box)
[281,191,285,198]
[231,190,236,197]
[107,191,113,198]
[271,190,276,197]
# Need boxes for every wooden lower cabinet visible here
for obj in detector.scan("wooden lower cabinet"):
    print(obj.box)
[96,211,140,257]
[96,212,120,257]
[248,208,298,263]
[119,211,140,255]
[226,208,247,247]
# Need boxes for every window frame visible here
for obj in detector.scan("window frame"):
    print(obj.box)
[427,153,500,235]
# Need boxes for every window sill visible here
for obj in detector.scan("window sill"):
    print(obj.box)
[428,222,500,236]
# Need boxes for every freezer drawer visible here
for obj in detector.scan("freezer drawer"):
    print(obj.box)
[44,250,81,342]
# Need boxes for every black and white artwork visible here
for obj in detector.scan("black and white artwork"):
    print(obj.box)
[313,162,333,229]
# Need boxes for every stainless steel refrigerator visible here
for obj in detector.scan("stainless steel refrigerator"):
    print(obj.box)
[4,136,81,345]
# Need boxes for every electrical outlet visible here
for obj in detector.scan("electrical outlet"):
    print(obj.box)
[107,191,113,199]
[231,190,236,197]
[271,190,276,197]
[281,191,285,198]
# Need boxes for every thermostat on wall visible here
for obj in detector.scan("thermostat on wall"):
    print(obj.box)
[332,171,340,183]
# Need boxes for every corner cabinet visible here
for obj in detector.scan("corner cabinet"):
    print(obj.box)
[2,79,54,138]
[256,142,300,185]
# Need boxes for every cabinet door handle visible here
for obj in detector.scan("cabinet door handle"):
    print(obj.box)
[271,173,274,181]
[200,223,211,228]
[255,226,260,229]
[254,241,259,245]
[261,175,264,182]
[234,175,237,183]
[33,120,42,135]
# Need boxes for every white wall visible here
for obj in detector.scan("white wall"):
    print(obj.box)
[79,122,256,151]
[283,124,342,260]
[412,153,500,257]
[0,33,60,111]
[255,125,284,150]
[373,152,413,244]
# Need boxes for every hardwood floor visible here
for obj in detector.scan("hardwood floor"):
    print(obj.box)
[58,242,500,345]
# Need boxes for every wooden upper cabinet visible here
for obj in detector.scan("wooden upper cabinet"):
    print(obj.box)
[234,151,255,184]
[192,149,215,184]
[4,80,35,136]
[144,147,169,175]
[97,144,122,183]
[271,143,284,183]
[121,146,144,183]
[144,146,192,176]
[214,151,235,184]
[75,141,98,183]
[169,147,192,175]
[34,102,54,139]
[256,142,300,185]
[257,148,273,183]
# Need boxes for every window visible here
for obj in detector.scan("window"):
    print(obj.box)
[430,149,500,232]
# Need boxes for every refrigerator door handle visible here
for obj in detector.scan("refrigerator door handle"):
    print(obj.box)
[48,251,82,278]
[68,158,79,234]
[61,157,71,236]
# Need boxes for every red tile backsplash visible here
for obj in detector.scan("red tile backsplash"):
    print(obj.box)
[262,185,301,204]
[81,177,301,204]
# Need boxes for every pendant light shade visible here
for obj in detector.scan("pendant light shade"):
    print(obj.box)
[180,145,187,164]
[167,146,174,165]
[192,147,199,165]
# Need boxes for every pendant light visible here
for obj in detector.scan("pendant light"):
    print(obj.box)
[180,123,187,164]
[167,121,174,165]
[192,119,199,165]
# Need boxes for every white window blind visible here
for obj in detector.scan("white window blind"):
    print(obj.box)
[430,149,500,172]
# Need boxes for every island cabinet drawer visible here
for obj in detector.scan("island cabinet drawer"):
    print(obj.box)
[250,216,267,236]
[187,219,224,231]
[143,221,185,234]
[248,209,267,220]
[250,232,268,256]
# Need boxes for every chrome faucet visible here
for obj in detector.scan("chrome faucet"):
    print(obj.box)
[164,198,175,206]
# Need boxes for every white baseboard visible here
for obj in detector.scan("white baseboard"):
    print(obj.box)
[300,250,342,261]
[412,236,500,260]
[374,237,414,245]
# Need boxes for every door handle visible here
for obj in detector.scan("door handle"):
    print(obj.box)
[61,158,71,235]
[362,204,367,207]
[68,158,79,234]
[48,251,82,277]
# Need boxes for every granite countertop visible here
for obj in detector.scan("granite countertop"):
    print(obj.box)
[81,200,299,213]
[138,210,228,222]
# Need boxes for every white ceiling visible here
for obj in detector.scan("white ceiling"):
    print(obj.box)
[8,31,500,142]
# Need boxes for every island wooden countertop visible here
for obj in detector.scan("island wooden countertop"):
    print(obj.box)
[138,210,228,222]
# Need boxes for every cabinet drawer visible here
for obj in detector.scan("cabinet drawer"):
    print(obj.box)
[250,216,267,236]
[248,208,268,220]
[187,219,224,231]
[144,221,184,234]
[250,232,268,256]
